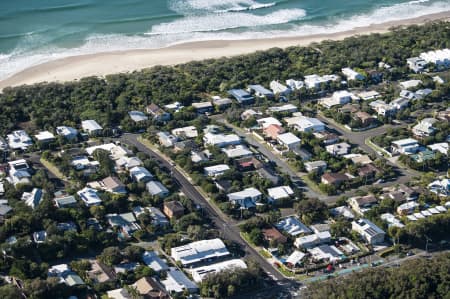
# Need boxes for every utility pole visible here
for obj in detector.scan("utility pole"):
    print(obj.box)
[425,235,432,253]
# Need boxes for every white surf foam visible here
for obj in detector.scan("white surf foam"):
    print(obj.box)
[148,8,306,35]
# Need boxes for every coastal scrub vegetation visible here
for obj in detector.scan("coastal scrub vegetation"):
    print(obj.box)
[304,252,450,299]
[0,22,449,135]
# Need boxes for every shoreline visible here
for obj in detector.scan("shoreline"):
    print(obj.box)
[1,10,450,90]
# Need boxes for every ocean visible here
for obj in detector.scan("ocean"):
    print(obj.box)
[0,0,449,80]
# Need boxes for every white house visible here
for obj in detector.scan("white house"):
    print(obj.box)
[399,80,422,90]
[342,67,364,80]
[146,181,169,198]
[276,216,311,236]
[352,219,385,245]
[285,79,304,90]
[267,104,298,114]
[320,90,354,108]
[222,145,253,159]
[203,133,240,148]
[7,130,33,150]
[257,117,282,129]
[56,126,78,140]
[304,161,327,173]
[412,118,437,137]
[81,120,103,135]
[157,132,178,147]
[190,259,247,283]
[35,131,55,143]
[357,90,380,101]
[294,231,331,249]
[326,142,351,156]
[267,186,294,201]
[406,57,427,73]
[22,188,43,209]
[428,142,448,155]
[419,48,450,68]
[277,133,301,150]
[128,111,148,122]
[172,126,198,139]
[247,84,274,98]
[204,164,230,177]
[270,80,291,95]
[303,74,339,89]
[391,138,420,155]
[171,238,230,267]
[369,100,397,117]
[129,166,153,183]
[161,268,198,294]
[77,187,102,206]
[284,116,325,133]
[227,188,262,209]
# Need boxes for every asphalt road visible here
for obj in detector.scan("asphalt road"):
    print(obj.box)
[120,133,289,284]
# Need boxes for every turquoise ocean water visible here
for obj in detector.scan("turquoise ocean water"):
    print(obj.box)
[0,0,449,80]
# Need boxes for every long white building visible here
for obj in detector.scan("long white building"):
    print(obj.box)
[171,238,230,267]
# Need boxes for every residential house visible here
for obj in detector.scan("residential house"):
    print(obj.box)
[33,230,47,243]
[437,108,450,121]
[320,90,353,108]
[107,288,132,299]
[313,131,339,145]
[163,201,185,219]
[130,166,154,183]
[406,57,427,73]
[267,186,294,202]
[161,268,198,294]
[34,131,55,143]
[284,116,325,133]
[308,245,344,262]
[248,84,275,99]
[390,97,410,110]
[106,213,141,239]
[204,164,230,177]
[87,260,116,283]
[48,264,84,287]
[285,79,304,90]
[21,188,43,209]
[8,159,31,186]
[294,231,331,249]
[228,89,255,105]
[157,132,178,147]
[305,161,327,173]
[277,132,301,150]
[303,74,339,89]
[397,201,420,216]
[190,259,247,283]
[0,205,12,223]
[348,195,378,215]
[412,118,437,137]
[142,251,169,272]
[128,111,148,122]
[90,176,126,194]
[54,195,77,208]
[267,104,298,114]
[357,90,380,101]
[391,138,420,155]
[192,102,213,114]
[276,216,312,237]
[212,96,233,110]
[419,48,450,68]
[269,81,291,96]
[7,130,33,150]
[171,238,230,267]
[351,218,385,245]
[241,109,262,120]
[257,117,282,129]
[369,100,397,117]
[133,276,170,299]
[321,173,350,186]
[146,181,169,198]
[285,251,306,268]
[116,156,143,170]
[326,142,351,156]
[262,227,287,245]
[342,67,364,81]
[357,163,380,180]
[353,111,376,127]
[56,126,78,140]
[147,104,171,121]
[77,187,102,206]
[222,145,253,159]
[428,142,448,155]
[171,126,198,139]
[81,120,103,135]
[264,124,285,140]
[203,132,240,148]
[399,79,422,90]
[227,188,262,209]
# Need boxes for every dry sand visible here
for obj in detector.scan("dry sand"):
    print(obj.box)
[1,11,449,90]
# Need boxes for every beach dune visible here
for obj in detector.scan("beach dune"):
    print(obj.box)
[0,11,449,91]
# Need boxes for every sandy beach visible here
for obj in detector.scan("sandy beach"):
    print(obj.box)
[1,10,449,90]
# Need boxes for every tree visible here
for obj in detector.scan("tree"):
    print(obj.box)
[98,247,122,266]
